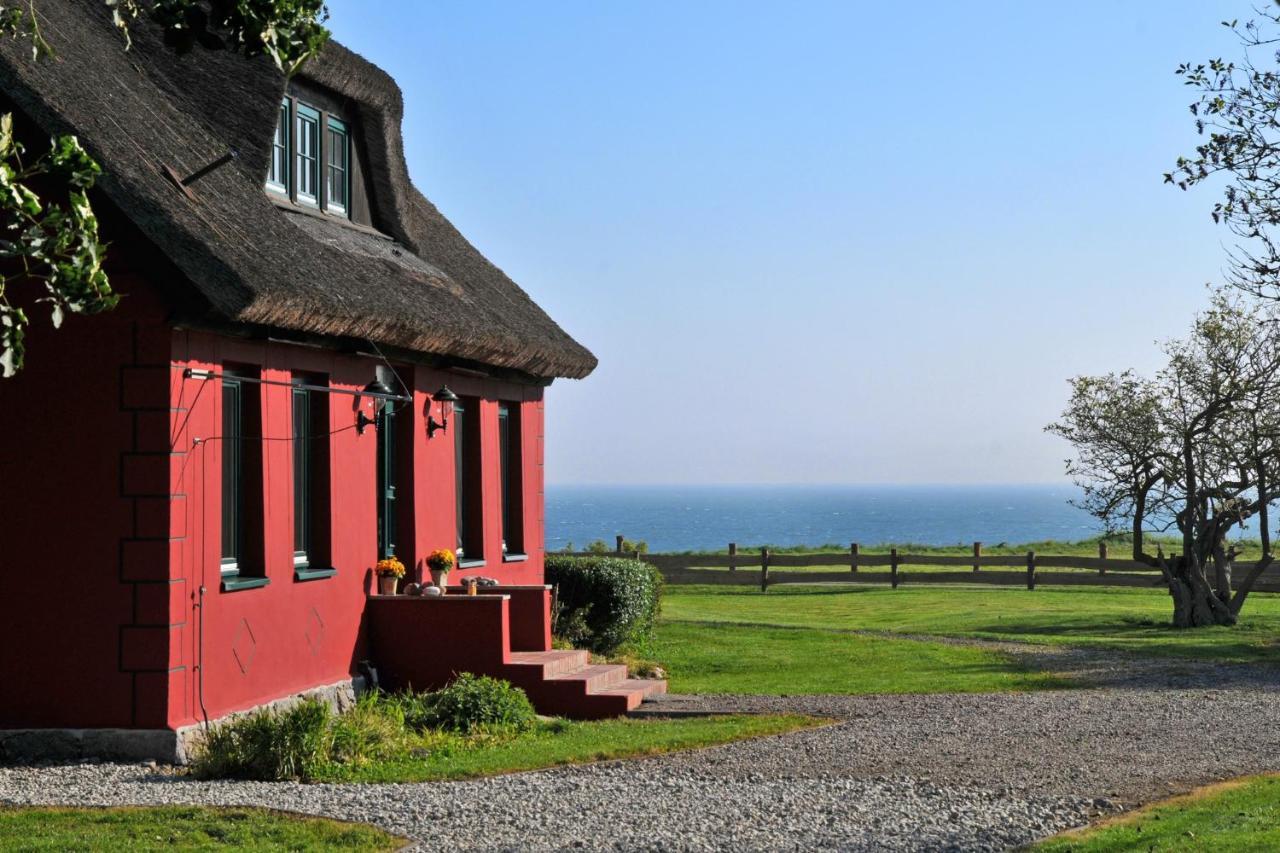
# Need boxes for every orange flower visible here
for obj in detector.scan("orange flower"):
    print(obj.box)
[375,556,406,578]
[426,549,455,572]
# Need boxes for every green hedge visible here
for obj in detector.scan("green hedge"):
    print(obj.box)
[546,555,663,654]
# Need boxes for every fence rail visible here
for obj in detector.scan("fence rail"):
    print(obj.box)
[560,536,1280,593]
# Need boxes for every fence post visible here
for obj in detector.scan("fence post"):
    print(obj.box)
[616,535,624,555]
[729,542,737,572]
[633,550,641,562]
[761,547,770,593]
[1027,551,1037,590]
[1098,541,1107,576]
[850,543,859,573]
[890,548,899,589]
[973,541,982,573]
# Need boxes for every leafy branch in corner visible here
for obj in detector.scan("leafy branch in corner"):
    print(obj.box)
[0,0,330,377]
[106,0,330,75]
[0,115,115,377]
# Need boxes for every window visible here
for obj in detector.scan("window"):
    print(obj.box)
[221,378,244,574]
[295,103,320,205]
[292,376,331,577]
[376,403,398,559]
[266,93,358,221]
[454,398,483,563]
[267,98,289,193]
[498,404,524,557]
[326,116,349,215]
[221,368,266,588]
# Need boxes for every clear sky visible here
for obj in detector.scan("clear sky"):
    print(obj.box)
[326,1,1246,485]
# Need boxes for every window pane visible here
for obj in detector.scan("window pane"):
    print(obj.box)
[377,406,397,558]
[499,405,509,552]
[293,387,310,560]
[267,98,289,191]
[326,117,348,214]
[296,104,319,203]
[221,381,242,570]
[454,403,467,557]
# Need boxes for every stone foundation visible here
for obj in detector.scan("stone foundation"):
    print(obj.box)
[0,676,365,765]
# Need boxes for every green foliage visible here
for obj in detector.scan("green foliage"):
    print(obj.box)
[310,713,822,784]
[108,0,330,74]
[1036,775,1280,852]
[411,673,536,735]
[0,114,115,377]
[326,691,406,766]
[547,555,664,654]
[583,538,649,554]
[0,805,403,851]
[190,698,333,781]
[0,3,50,59]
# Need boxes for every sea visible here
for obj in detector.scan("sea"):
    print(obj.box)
[544,484,1102,553]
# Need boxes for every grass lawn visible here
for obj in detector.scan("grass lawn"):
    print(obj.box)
[311,713,822,783]
[0,805,402,851]
[660,585,1280,664]
[1036,775,1280,851]
[653,621,1068,694]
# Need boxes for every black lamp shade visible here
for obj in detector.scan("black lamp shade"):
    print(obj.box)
[433,385,459,404]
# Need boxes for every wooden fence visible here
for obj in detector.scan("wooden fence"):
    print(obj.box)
[567,535,1280,593]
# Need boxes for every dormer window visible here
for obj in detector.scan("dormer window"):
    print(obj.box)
[266,88,360,223]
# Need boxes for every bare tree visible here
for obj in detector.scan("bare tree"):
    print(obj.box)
[1049,293,1280,627]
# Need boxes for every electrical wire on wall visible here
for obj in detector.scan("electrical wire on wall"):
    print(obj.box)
[178,349,414,732]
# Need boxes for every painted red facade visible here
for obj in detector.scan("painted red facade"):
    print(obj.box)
[0,255,549,734]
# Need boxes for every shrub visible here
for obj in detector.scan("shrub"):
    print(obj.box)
[328,692,406,765]
[415,674,536,734]
[191,698,332,781]
[546,555,663,654]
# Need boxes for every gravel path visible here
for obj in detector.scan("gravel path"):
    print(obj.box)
[2,647,1279,851]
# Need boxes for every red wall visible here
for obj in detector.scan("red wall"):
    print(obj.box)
[0,279,548,732]
[166,333,547,729]
[0,260,174,728]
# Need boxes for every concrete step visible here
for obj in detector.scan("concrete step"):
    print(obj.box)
[547,663,629,692]
[507,650,590,678]
[579,678,669,717]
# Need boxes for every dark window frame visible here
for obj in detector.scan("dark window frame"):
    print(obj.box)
[220,367,267,589]
[454,398,484,565]
[267,94,355,221]
[376,403,399,560]
[498,403,525,559]
[295,101,321,206]
[267,97,289,194]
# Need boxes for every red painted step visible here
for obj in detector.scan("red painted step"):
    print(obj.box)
[501,654,667,719]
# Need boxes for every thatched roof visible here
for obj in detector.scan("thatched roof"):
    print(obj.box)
[0,1,596,381]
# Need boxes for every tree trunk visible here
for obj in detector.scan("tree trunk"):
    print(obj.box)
[1161,553,1237,627]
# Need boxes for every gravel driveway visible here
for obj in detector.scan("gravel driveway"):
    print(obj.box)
[2,649,1279,851]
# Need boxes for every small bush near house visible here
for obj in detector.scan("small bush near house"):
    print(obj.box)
[192,678,536,781]
[546,555,663,654]
[412,673,536,734]
[191,698,333,781]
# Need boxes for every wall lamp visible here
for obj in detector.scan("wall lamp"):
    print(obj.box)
[427,385,458,438]
[356,368,397,435]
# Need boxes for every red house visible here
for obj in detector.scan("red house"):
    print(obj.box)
[0,3,662,763]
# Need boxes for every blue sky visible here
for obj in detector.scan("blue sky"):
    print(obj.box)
[326,1,1245,485]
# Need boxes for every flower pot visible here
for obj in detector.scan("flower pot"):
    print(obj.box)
[378,575,399,596]
[430,569,450,591]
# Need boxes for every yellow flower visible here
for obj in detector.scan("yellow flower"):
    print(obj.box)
[376,556,406,578]
[426,548,455,571]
